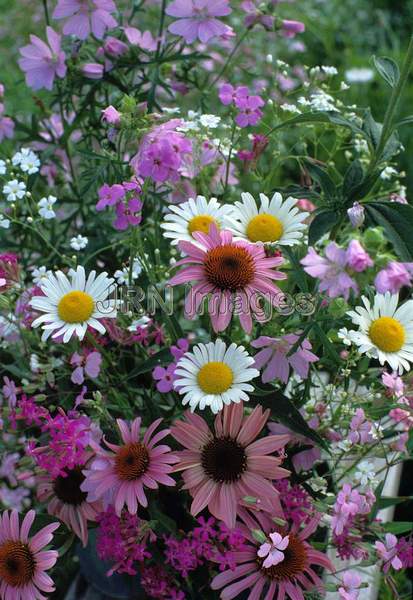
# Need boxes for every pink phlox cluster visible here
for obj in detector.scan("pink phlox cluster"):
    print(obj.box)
[348,408,375,444]
[153,338,190,393]
[96,180,143,231]
[274,479,315,526]
[141,565,185,599]
[332,484,375,560]
[96,507,154,576]
[131,120,192,184]
[218,83,264,128]
[27,409,95,477]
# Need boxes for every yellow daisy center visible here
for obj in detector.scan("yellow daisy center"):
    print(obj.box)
[57,290,94,323]
[188,214,216,235]
[246,213,284,243]
[197,361,234,394]
[368,316,406,353]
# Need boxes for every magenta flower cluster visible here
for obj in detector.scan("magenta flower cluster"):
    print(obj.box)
[219,83,265,127]
[96,180,143,230]
[131,120,192,184]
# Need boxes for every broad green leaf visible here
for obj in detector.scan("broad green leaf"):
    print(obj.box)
[269,111,363,136]
[305,160,336,199]
[252,388,330,451]
[342,160,364,200]
[308,210,340,245]
[373,56,400,88]
[383,521,413,535]
[365,201,413,261]
[362,109,382,149]
[127,348,172,378]
[377,496,413,510]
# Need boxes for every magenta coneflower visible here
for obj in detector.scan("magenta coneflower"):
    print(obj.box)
[37,454,102,547]
[171,402,290,529]
[211,508,333,599]
[0,509,59,600]
[81,418,178,515]
[169,224,286,333]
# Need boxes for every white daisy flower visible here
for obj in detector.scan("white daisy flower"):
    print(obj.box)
[0,214,10,229]
[346,292,413,373]
[3,180,26,202]
[30,265,116,343]
[70,235,88,251]
[225,191,308,246]
[173,339,259,414]
[38,195,57,219]
[160,195,234,245]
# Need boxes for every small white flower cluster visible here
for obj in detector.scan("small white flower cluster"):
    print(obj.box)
[12,148,40,175]
[309,65,338,78]
[70,235,88,251]
[114,258,142,285]
[177,111,222,132]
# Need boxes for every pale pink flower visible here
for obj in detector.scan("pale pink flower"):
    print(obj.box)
[70,351,102,385]
[102,105,121,125]
[0,105,14,142]
[0,509,59,599]
[345,240,373,272]
[375,533,403,572]
[52,0,118,40]
[301,243,358,300]
[375,261,413,294]
[252,333,318,383]
[338,571,363,600]
[123,27,157,51]
[257,532,290,568]
[18,27,66,91]
[166,0,232,44]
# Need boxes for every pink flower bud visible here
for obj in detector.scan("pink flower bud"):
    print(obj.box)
[82,63,104,79]
[347,202,365,227]
[102,105,121,126]
[104,36,129,57]
[281,20,305,38]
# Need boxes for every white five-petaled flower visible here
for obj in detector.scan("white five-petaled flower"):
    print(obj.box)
[30,265,117,343]
[354,460,377,487]
[32,266,52,285]
[12,148,40,174]
[160,195,234,246]
[257,532,290,568]
[3,179,26,202]
[225,192,308,246]
[173,339,259,414]
[38,195,57,220]
[0,214,10,229]
[0,159,6,175]
[114,259,142,285]
[343,292,413,373]
[70,235,88,251]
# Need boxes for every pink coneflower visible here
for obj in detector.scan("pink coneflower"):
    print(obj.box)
[0,509,59,599]
[37,455,102,547]
[169,224,286,333]
[171,402,289,528]
[81,418,178,515]
[211,508,333,599]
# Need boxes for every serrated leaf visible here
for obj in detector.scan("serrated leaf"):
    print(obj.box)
[308,210,340,245]
[252,388,330,451]
[365,201,413,261]
[373,56,400,88]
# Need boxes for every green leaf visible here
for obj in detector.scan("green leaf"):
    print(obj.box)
[252,388,330,451]
[377,496,413,510]
[342,160,364,200]
[305,160,336,199]
[381,132,401,161]
[308,210,340,245]
[373,56,400,88]
[127,348,172,378]
[395,115,413,128]
[383,521,413,535]
[362,109,382,149]
[314,323,341,364]
[365,201,413,261]
[269,111,363,136]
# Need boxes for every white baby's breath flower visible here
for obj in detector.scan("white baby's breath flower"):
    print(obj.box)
[18,150,40,174]
[0,214,10,229]
[0,160,6,175]
[70,235,88,251]
[199,114,221,129]
[3,180,26,202]
[32,266,52,285]
[114,259,142,285]
[354,460,377,487]
[38,195,57,219]
[380,166,398,180]
[280,104,301,114]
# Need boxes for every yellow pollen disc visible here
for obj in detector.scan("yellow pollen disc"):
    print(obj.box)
[58,290,94,323]
[246,213,284,243]
[188,214,216,235]
[197,361,234,394]
[368,316,405,353]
